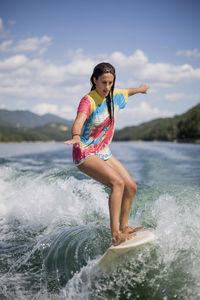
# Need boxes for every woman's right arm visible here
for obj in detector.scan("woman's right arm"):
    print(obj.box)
[64,112,87,145]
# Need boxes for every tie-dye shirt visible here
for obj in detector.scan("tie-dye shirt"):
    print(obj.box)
[73,88,128,166]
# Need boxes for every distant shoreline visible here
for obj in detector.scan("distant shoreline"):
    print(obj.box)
[1,139,200,144]
[0,140,57,144]
[1,103,199,144]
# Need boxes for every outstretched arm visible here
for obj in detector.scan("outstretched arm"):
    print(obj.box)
[64,112,87,145]
[127,84,149,97]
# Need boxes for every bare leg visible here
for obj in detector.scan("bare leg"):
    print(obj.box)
[105,156,142,233]
[78,155,135,245]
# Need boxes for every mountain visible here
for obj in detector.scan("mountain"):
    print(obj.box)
[113,103,200,143]
[0,109,73,128]
[29,123,72,141]
[38,113,73,126]
[1,104,200,143]
[0,122,71,142]
[0,109,73,142]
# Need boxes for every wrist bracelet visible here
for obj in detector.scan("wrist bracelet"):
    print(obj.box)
[72,134,80,138]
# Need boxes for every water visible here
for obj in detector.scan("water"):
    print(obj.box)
[0,141,200,300]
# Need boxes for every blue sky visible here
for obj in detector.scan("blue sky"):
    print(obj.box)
[0,0,200,128]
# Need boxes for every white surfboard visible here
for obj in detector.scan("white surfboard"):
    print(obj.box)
[98,229,156,272]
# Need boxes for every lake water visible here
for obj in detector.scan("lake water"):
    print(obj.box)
[0,141,200,300]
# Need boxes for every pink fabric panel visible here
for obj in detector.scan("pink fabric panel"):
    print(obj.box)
[77,96,91,119]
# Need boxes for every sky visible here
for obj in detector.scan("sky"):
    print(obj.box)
[0,0,200,128]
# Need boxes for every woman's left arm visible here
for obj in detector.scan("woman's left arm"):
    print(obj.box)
[127,84,149,97]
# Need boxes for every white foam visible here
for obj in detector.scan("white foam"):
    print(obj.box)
[0,166,109,229]
[151,191,200,285]
[129,142,193,162]
[63,260,98,300]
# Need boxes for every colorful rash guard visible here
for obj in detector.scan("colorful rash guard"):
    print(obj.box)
[73,88,128,166]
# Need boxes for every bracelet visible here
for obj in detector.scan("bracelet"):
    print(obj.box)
[72,134,80,138]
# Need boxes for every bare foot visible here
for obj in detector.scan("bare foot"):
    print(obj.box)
[120,226,144,234]
[112,232,136,246]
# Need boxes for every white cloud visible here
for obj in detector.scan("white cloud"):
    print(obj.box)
[32,103,59,115]
[28,58,70,84]
[165,93,199,102]
[117,101,174,127]
[14,36,52,54]
[32,103,76,119]
[0,55,86,100]
[65,48,84,58]
[1,49,200,99]
[108,50,200,83]
[0,84,67,100]
[0,40,13,52]
[0,18,9,38]
[0,18,3,31]
[177,48,200,58]
[0,36,52,54]
[0,18,7,38]
[136,62,200,83]
[64,48,98,76]
[61,105,76,119]
[66,58,95,76]
[17,100,26,106]
[110,49,148,68]
[0,48,200,126]
[64,84,84,94]
[8,20,16,26]
[0,55,28,70]
[164,93,185,102]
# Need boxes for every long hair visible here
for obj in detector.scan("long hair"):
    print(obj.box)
[90,62,116,124]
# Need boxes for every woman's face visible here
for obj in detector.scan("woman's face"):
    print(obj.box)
[93,73,114,98]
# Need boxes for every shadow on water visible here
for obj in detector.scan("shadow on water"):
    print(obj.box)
[0,221,110,298]
[40,224,110,292]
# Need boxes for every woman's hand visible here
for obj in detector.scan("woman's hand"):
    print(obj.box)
[64,135,81,146]
[64,112,87,146]
[139,84,149,94]
[127,84,150,96]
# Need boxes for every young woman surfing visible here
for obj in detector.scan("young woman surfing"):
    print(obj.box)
[64,62,149,246]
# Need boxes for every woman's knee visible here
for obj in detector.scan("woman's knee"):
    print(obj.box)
[111,175,125,190]
[125,180,137,196]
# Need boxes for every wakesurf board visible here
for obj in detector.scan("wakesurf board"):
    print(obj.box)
[98,228,156,272]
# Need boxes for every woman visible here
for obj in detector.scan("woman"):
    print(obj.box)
[64,62,149,246]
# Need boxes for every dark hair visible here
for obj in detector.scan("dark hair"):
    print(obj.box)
[90,62,116,123]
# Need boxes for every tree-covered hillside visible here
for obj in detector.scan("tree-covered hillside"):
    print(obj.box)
[0,109,72,142]
[0,123,71,142]
[0,104,199,143]
[114,103,200,143]
[0,109,72,128]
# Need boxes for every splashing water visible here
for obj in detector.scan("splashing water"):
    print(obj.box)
[0,142,200,299]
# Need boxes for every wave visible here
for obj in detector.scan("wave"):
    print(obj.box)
[1,143,200,299]
[63,189,200,300]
